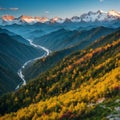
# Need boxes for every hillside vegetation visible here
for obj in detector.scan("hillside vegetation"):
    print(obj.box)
[24,28,120,81]
[0,29,120,119]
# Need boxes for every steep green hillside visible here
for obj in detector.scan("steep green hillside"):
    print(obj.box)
[0,29,120,120]
[0,33,44,95]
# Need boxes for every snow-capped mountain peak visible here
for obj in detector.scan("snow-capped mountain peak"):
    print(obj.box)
[97,10,105,14]
[0,10,120,25]
[50,17,64,23]
[108,10,120,17]
[34,17,49,23]
[71,16,80,22]
[80,10,107,22]
[15,15,49,24]
[2,15,15,21]
[79,10,120,22]
[18,15,35,23]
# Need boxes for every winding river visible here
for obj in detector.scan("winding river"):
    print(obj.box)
[15,39,50,89]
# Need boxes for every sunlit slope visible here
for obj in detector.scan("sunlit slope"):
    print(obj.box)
[23,28,120,81]
[0,30,120,119]
[1,39,120,120]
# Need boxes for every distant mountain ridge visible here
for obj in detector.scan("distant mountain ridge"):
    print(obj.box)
[33,26,116,51]
[0,27,30,45]
[0,10,120,25]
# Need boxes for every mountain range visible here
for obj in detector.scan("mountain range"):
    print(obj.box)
[22,26,119,81]
[0,9,120,120]
[33,26,117,51]
[1,10,120,25]
[0,28,120,119]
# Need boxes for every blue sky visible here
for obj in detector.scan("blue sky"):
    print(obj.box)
[0,0,120,18]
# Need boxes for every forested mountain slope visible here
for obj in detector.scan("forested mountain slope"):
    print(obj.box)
[0,29,120,120]
[0,33,44,95]
[23,28,120,81]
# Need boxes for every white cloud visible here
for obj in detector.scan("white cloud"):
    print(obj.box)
[0,7,19,11]
[9,8,19,11]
